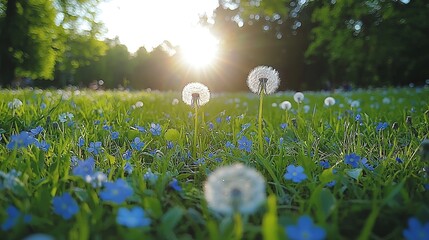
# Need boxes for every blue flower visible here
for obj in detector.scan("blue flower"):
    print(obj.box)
[77,137,85,147]
[344,153,361,168]
[241,123,251,131]
[59,112,74,123]
[72,157,95,178]
[40,103,47,109]
[355,113,361,122]
[285,215,326,240]
[6,131,36,150]
[94,120,101,125]
[144,169,158,184]
[35,140,50,152]
[238,136,252,153]
[150,123,161,136]
[194,158,205,165]
[29,126,44,136]
[319,160,330,169]
[166,141,174,149]
[131,137,145,151]
[135,125,146,133]
[208,122,214,130]
[87,141,103,155]
[226,116,231,123]
[116,207,151,228]
[403,217,429,240]
[123,149,133,160]
[103,125,112,131]
[124,162,133,174]
[360,158,374,171]
[1,205,31,231]
[99,179,133,204]
[169,178,182,192]
[265,136,270,144]
[216,117,222,123]
[280,123,288,129]
[376,122,389,132]
[396,157,403,164]
[52,193,79,220]
[111,131,119,140]
[284,165,307,183]
[326,180,336,188]
[226,141,235,149]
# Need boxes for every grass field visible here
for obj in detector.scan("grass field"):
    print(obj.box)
[1,87,428,240]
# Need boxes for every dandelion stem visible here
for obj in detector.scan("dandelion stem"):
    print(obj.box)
[258,90,264,153]
[233,212,243,240]
[193,103,198,159]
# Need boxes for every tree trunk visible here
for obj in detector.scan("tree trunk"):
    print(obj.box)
[0,0,18,88]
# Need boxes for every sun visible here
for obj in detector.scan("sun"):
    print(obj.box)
[180,27,219,68]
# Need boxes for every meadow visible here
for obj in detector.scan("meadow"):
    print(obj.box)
[1,86,428,240]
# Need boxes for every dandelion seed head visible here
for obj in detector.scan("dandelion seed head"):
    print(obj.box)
[324,97,336,106]
[135,101,143,108]
[293,92,304,103]
[204,163,266,215]
[182,82,210,107]
[280,101,292,110]
[247,66,280,95]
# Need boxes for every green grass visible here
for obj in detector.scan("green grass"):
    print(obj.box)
[0,87,428,240]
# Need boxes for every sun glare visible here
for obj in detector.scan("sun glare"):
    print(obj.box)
[180,27,219,68]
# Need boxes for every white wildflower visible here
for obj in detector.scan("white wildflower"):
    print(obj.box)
[324,97,336,106]
[204,163,266,215]
[293,92,304,103]
[247,66,280,95]
[350,100,360,108]
[135,101,144,108]
[8,98,23,109]
[172,98,179,105]
[182,82,210,107]
[280,101,292,111]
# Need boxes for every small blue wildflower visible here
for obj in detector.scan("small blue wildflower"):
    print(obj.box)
[226,141,235,149]
[1,205,31,231]
[29,126,44,136]
[216,117,222,123]
[59,112,74,123]
[238,136,252,153]
[280,123,288,129]
[40,103,46,109]
[111,131,119,140]
[150,123,162,136]
[284,165,307,183]
[396,157,403,164]
[265,136,270,144]
[144,169,158,184]
[35,140,50,152]
[241,123,251,131]
[326,180,336,188]
[70,156,79,168]
[116,207,151,228]
[103,125,112,131]
[77,137,85,147]
[285,215,326,240]
[376,122,389,132]
[226,116,231,123]
[208,122,214,130]
[355,113,361,122]
[94,120,101,125]
[345,153,361,168]
[0,169,22,191]
[6,131,36,150]
[194,158,206,165]
[131,137,144,151]
[72,157,95,178]
[403,217,429,240]
[169,178,182,192]
[166,141,174,149]
[360,158,374,171]
[208,152,214,158]
[122,149,132,160]
[319,160,330,169]
[135,125,146,133]
[52,193,79,220]
[99,179,133,204]
[87,141,103,155]
[124,162,133,174]
[279,137,284,145]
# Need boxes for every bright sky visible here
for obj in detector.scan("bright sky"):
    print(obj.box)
[98,0,219,53]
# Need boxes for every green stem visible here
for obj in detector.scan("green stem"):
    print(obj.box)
[258,91,264,153]
[193,104,198,158]
[233,213,243,240]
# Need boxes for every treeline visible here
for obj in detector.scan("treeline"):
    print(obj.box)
[1,0,428,91]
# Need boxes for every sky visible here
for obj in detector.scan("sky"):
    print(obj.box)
[98,0,219,53]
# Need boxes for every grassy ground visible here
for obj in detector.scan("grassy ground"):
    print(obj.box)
[0,87,428,240]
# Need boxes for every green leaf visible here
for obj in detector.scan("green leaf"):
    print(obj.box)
[106,154,115,165]
[144,197,163,219]
[317,188,336,220]
[263,195,279,240]
[346,168,363,181]
[319,168,335,183]
[161,207,184,232]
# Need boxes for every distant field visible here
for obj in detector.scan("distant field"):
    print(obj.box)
[1,87,428,239]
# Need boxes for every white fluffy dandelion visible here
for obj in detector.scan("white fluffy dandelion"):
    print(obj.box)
[172,98,179,105]
[135,101,144,108]
[204,163,266,215]
[8,98,23,109]
[247,66,280,95]
[324,97,336,106]
[182,82,210,107]
[280,101,292,111]
[293,92,304,103]
[350,100,360,108]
